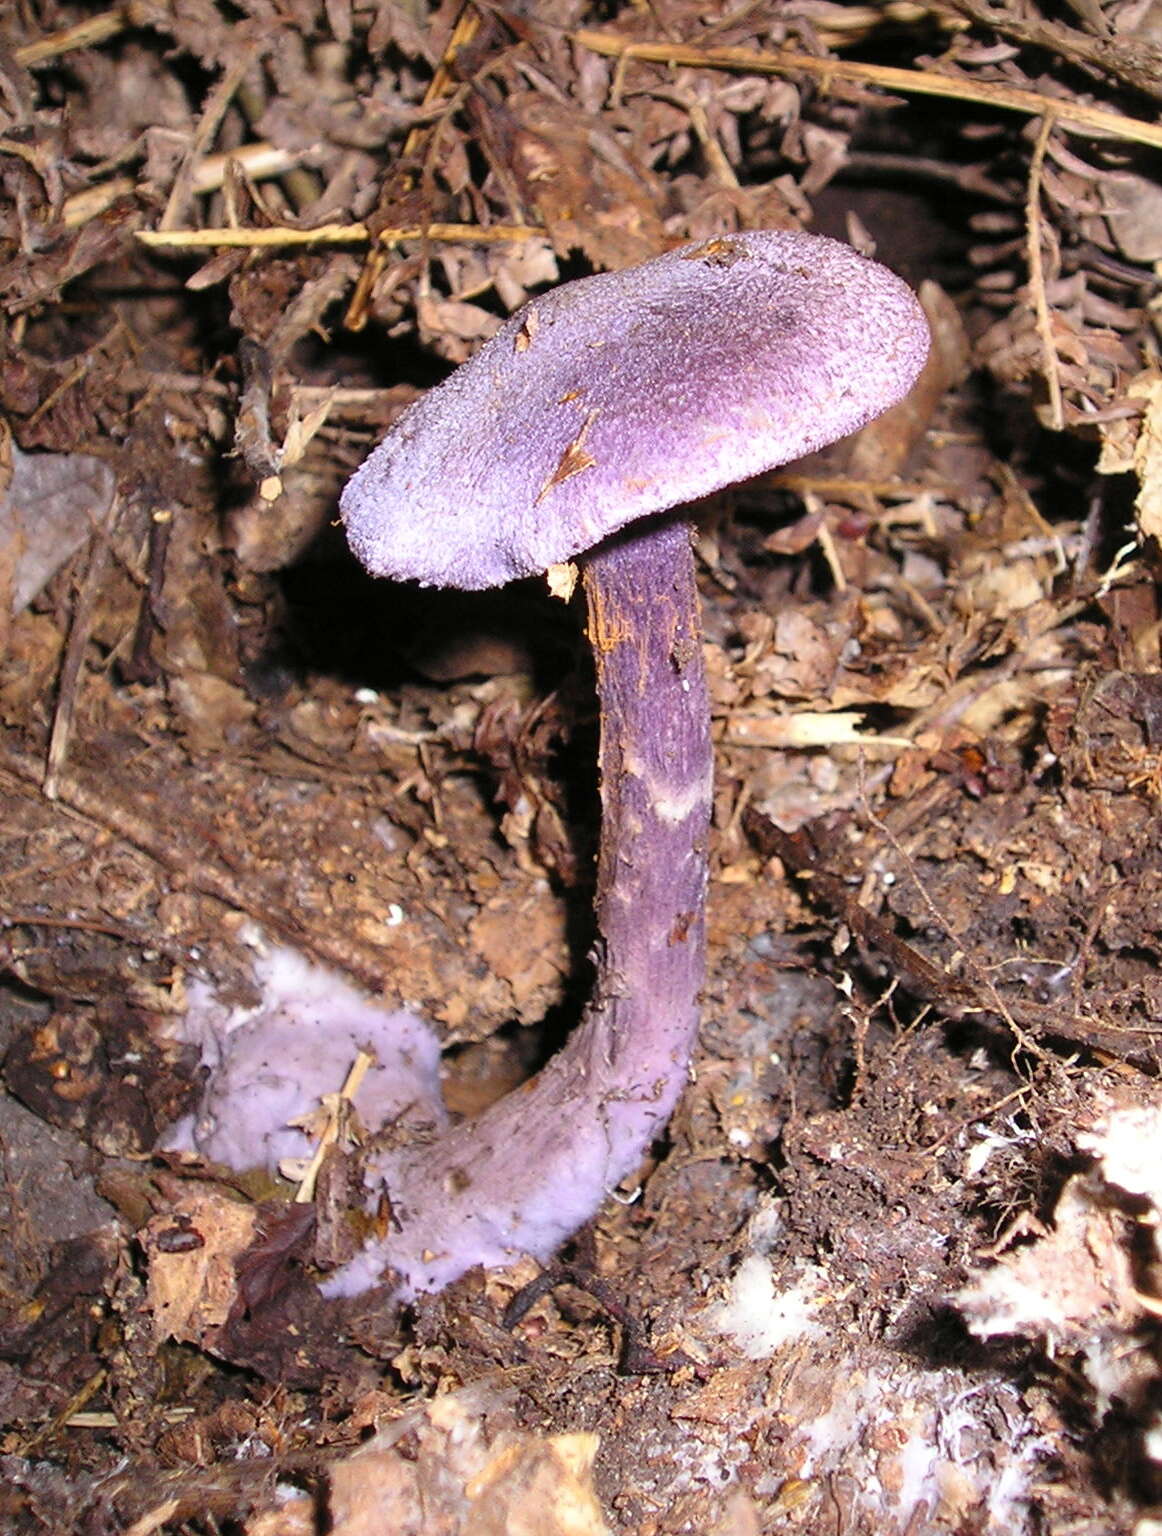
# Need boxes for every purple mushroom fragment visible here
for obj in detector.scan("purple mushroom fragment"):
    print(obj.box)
[332,230,931,1301]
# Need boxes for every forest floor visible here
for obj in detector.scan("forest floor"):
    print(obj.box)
[3,2,1162,1532]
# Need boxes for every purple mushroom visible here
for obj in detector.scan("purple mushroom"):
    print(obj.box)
[332,230,930,1301]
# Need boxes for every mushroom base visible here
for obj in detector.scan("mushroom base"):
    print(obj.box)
[324,516,712,1301]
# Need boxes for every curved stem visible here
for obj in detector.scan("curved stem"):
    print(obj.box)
[325,517,712,1301]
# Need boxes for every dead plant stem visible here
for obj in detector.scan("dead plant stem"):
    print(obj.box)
[1026,114,1065,432]
[136,220,545,250]
[573,30,1162,151]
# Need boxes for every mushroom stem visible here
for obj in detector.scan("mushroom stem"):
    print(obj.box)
[580,515,711,1137]
[325,517,711,1301]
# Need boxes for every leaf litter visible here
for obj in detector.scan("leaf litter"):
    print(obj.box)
[2,1,1162,1531]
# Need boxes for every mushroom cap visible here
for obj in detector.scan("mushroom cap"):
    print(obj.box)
[342,230,930,591]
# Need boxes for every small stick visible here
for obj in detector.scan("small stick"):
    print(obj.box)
[63,143,301,229]
[293,1050,375,1204]
[1025,114,1065,432]
[12,5,144,66]
[136,220,546,250]
[572,30,1162,151]
[159,48,265,232]
[344,3,481,331]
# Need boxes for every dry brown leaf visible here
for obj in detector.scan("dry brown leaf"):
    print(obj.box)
[0,441,116,615]
[322,1391,610,1536]
[507,92,666,271]
[142,1188,258,1345]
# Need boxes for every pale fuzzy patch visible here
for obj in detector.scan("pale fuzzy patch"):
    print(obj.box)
[958,1080,1162,1470]
[1078,1102,1162,1210]
[684,1195,1049,1533]
[795,1367,1049,1533]
[702,1254,825,1360]
[165,938,445,1175]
